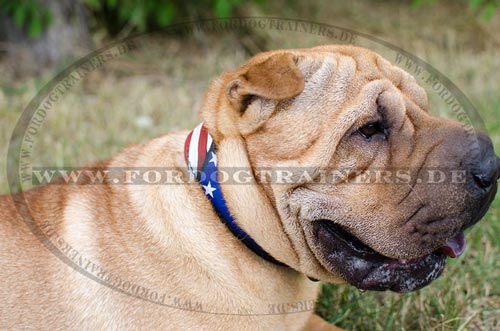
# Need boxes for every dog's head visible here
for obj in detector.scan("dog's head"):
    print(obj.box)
[200,45,499,292]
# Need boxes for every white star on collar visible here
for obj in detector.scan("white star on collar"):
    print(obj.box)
[209,152,217,165]
[202,181,216,198]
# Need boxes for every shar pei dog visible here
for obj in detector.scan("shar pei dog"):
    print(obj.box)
[0,45,498,330]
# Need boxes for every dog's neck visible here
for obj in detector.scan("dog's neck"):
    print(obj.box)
[184,123,297,268]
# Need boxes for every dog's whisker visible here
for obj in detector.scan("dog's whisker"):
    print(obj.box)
[405,182,425,205]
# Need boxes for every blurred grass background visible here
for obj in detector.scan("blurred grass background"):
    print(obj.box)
[0,1,499,330]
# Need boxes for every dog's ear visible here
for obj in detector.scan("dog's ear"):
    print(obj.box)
[226,53,304,111]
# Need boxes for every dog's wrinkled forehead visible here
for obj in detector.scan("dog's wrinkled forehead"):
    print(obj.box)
[290,47,429,113]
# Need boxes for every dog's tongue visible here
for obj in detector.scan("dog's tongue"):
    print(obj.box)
[439,232,466,258]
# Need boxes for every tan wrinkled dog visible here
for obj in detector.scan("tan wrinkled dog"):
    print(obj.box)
[1,45,499,330]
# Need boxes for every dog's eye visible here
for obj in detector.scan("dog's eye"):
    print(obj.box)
[358,122,385,140]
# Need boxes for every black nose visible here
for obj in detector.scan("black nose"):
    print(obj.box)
[471,138,499,190]
[473,171,495,189]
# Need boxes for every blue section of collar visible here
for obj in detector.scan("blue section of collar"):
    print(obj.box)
[195,141,287,267]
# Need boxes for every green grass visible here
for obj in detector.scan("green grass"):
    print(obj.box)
[0,1,499,330]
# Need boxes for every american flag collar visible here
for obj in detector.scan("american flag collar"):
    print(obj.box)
[184,123,287,267]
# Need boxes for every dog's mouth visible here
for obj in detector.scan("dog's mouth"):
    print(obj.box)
[312,220,466,292]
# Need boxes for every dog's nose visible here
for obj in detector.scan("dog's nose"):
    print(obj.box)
[472,170,496,189]
[470,139,499,191]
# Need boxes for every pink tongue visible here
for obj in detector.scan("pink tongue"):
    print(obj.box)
[440,232,466,258]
